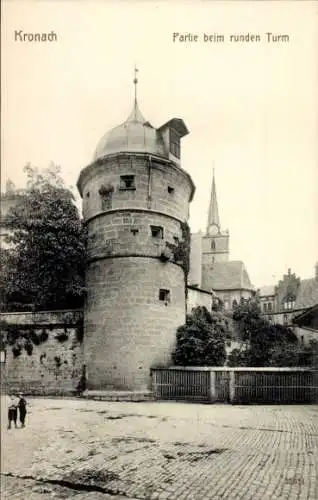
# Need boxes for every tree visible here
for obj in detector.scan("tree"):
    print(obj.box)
[268,339,318,367]
[2,163,87,311]
[172,306,228,366]
[230,298,300,366]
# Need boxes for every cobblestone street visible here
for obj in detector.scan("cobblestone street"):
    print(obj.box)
[1,397,318,499]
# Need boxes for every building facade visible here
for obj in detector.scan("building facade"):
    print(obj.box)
[259,265,318,340]
[77,81,195,391]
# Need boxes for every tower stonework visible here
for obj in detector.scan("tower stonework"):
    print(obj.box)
[77,87,194,390]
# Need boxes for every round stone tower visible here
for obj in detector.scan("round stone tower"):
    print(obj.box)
[77,77,195,391]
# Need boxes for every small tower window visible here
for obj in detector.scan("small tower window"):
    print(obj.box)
[120,175,136,190]
[151,225,163,239]
[169,129,180,159]
[168,186,175,194]
[159,289,170,304]
[100,192,112,211]
[86,191,90,198]
[211,239,216,250]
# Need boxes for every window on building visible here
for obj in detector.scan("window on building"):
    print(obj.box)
[119,175,136,190]
[283,296,296,311]
[301,335,304,344]
[0,350,6,363]
[86,191,90,198]
[159,289,170,304]
[151,226,163,239]
[268,315,273,323]
[264,303,268,312]
[169,129,180,159]
[131,228,139,236]
[101,192,112,211]
[268,302,272,312]
[168,186,175,194]
[232,299,238,309]
[211,239,216,250]
[283,314,288,325]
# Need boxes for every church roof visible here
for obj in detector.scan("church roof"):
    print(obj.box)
[209,260,254,291]
[294,278,318,309]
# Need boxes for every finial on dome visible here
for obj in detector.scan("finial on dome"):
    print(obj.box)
[126,66,145,124]
[134,65,138,113]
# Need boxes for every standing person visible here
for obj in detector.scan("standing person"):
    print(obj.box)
[7,394,19,429]
[18,393,28,428]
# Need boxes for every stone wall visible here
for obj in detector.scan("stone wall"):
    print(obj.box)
[0,310,84,395]
[85,257,186,391]
[294,326,318,345]
[188,232,202,287]
[187,286,213,312]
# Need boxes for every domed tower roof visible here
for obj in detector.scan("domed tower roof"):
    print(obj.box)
[93,103,166,160]
[93,69,166,160]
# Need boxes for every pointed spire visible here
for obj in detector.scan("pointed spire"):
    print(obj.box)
[126,66,146,124]
[207,166,220,233]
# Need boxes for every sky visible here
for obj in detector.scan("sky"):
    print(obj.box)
[1,0,317,288]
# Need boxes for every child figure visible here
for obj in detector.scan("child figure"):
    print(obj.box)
[7,394,19,429]
[18,393,28,428]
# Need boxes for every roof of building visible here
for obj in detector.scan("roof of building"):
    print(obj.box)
[209,260,254,291]
[259,285,276,297]
[294,278,318,309]
[293,303,318,322]
[93,102,167,161]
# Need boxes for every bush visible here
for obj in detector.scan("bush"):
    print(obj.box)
[172,306,227,366]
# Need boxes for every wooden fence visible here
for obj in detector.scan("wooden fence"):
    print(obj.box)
[150,367,318,404]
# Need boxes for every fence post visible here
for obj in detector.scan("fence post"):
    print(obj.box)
[151,370,157,398]
[229,371,235,403]
[209,370,216,402]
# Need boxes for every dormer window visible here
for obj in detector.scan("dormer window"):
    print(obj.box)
[169,129,180,159]
[120,175,136,190]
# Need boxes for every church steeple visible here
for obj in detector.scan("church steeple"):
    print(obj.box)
[206,168,220,235]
